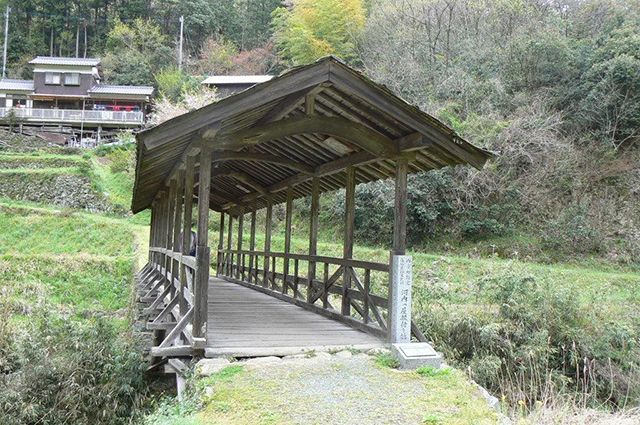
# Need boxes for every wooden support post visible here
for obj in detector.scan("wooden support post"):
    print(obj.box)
[217,212,225,276]
[226,214,234,276]
[263,197,272,288]
[388,157,410,343]
[248,210,256,283]
[307,178,320,303]
[342,167,355,316]
[180,156,195,315]
[155,197,164,269]
[172,171,184,301]
[193,144,212,340]
[236,210,244,280]
[165,180,177,287]
[283,186,293,294]
[148,207,155,263]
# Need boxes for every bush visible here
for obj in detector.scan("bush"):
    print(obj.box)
[0,313,147,425]
[541,205,603,256]
[417,266,640,409]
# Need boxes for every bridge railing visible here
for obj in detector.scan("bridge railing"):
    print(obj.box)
[140,247,201,357]
[216,249,415,340]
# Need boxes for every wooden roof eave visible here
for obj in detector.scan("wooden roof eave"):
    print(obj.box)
[132,56,494,214]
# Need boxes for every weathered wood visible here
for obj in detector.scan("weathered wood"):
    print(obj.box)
[213,151,313,174]
[180,155,195,314]
[151,345,194,357]
[216,115,397,158]
[212,170,269,195]
[217,212,225,275]
[158,306,194,349]
[342,166,355,316]
[263,198,272,288]
[165,184,176,288]
[226,214,234,276]
[282,186,293,295]
[307,178,320,304]
[236,210,244,280]
[219,277,386,340]
[222,150,377,210]
[393,158,408,255]
[172,170,184,308]
[194,143,212,339]
[248,210,256,283]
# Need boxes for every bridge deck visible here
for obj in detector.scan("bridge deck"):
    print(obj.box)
[205,277,384,357]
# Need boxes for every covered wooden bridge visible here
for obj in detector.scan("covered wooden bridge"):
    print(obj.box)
[133,57,491,362]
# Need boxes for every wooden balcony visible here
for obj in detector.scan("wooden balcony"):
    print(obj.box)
[0,107,144,126]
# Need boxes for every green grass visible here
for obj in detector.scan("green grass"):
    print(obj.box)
[0,199,142,321]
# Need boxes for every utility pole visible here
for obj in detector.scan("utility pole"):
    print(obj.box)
[75,23,79,58]
[178,16,184,71]
[2,6,10,79]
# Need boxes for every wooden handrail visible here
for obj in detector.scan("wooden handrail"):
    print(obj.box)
[217,248,389,272]
[149,247,197,270]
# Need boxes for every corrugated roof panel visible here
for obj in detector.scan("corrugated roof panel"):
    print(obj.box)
[29,56,101,66]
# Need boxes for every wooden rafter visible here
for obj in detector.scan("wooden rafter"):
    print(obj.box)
[215,115,398,157]
[212,151,314,174]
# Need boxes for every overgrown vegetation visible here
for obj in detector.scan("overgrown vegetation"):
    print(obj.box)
[0,142,150,424]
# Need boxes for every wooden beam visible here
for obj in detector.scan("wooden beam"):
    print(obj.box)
[212,151,313,174]
[215,116,397,157]
[342,167,355,316]
[305,92,315,116]
[193,144,212,339]
[393,158,408,254]
[223,150,377,209]
[212,170,268,196]
[328,63,489,169]
[307,178,320,304]
[141,60,330,150]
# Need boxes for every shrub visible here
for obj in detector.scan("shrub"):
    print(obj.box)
[417,266,640,409]
[0,314,148,425]
[541,205,603,256]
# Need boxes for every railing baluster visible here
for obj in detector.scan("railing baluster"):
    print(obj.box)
[271,256,277,290]
[294,258,299,299]
[323,262,329,309]
[363,268,371,324]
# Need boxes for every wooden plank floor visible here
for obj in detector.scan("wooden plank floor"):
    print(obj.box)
[205,277,384,357]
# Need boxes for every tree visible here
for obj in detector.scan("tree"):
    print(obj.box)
[101,19,173,85]
[271,0,366,65]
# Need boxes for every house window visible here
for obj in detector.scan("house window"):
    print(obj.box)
[45,72,61,85]
[64,73,80,86]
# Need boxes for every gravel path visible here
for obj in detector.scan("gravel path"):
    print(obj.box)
[198,351,497,425]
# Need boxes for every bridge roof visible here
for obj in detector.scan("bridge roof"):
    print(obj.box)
[132,56,493,214]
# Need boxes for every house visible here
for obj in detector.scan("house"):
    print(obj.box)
[201,75,273,98]
[0,56,154,133]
